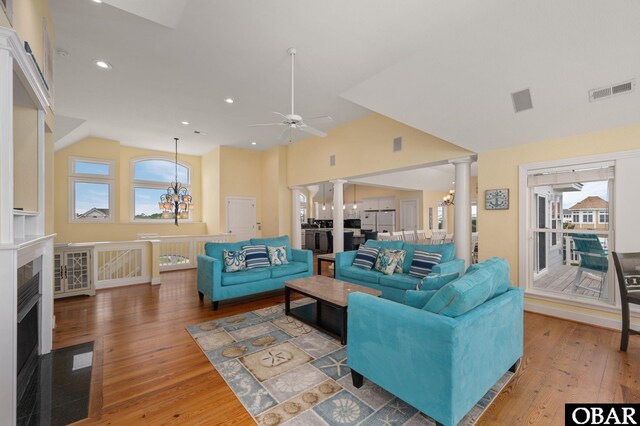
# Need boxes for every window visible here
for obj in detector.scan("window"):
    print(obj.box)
[132,158,191,221]
[582,212,593,223]
[572,213,580,223]
[69,157,114,223]
[599,211,609,224]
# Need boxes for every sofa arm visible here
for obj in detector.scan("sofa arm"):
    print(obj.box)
[197,255,222,301]
[291,248,312,266]
[336,251,357,268]
[432,258,465,275]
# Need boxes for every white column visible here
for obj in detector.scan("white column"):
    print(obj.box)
[306,185,319,219]
[0,48,13,243]
[450,157,473,268]
[331,179,346,253]
[291,187,302,249]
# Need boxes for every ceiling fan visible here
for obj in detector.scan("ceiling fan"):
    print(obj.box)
[248,47,332,140]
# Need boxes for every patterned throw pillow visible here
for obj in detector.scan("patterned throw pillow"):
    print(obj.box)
[268,246,289,265]
[242,245,270,269]
[352,246,380,270]
[409,249,443,278]
[223,250,246,272]
[375,249,404,275]
[394,250,407,273]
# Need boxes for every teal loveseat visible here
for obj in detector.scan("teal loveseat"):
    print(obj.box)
[347,258,524,426]
[197,236,312,310]
[335,240,465,302]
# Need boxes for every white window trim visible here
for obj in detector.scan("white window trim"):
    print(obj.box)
[517,151,639,319]
[130,157,193,223]
[68,177,115,224]
[69,156,114,179]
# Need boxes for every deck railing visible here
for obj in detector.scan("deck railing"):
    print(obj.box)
[154,234,233,271]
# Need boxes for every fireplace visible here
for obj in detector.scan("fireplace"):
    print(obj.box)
[16,256,41,402]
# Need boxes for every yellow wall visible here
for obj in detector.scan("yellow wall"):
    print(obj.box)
[13,105,38,211]
[478,124,640,320]
[201,147,221,234]
[287,113,473,186]
[261,146,291,238]
[54,137,207,243]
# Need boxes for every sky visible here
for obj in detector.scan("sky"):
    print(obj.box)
[74,160,190,216]
[562,181,609,209]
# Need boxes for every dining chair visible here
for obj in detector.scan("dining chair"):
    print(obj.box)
[378,232,391,241]
[416,229,428,240]
[403,230,417,241]
[392,231,405,241]
[472,233,479,264]
[612,252,640,351]
[572,234,608,296]
[445,233,454,244]
[364,231,378,242]
[430,230,446,244]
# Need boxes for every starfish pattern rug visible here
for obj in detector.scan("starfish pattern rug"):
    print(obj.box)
[187,299,514,426]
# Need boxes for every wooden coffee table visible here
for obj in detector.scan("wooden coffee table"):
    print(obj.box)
[284,275,382,344]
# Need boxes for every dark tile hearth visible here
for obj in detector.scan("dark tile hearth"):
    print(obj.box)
[17,342,94,426]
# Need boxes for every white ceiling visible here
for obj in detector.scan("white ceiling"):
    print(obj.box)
[353,163,478,192]
[51,0,640,156]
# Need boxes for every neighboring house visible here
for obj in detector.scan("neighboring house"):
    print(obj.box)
[567,196,609,230]
[77,208,109,219]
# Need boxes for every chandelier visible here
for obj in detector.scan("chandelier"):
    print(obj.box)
[442,188,455,206]
[159,137,193,225]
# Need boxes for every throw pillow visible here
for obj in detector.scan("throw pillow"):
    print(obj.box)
[374,249,403,275]
[242,244,270,269]
[394,250,407,273]
[223,250,246,272]
[409,249,443,278]
[352,246,380,270]
[268,246,289,266]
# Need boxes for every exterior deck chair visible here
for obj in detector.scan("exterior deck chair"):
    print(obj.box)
[612,252,640,351]
[403,230,417,241]
[391,231,405,241]
[572,234,608,296]
[430,230,446,244]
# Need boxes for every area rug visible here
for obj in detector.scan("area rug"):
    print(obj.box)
[187,300,513,426]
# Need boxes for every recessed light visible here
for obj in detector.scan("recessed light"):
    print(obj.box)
[251,141,257,145]
[93,59,112,69]
[225,98,234,104]
[181,121,189,125]
[92,0,102,3]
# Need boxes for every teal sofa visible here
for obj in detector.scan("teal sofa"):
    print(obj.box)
[197,236,312,310]
[335,240,465,302]
[347,258,524,426]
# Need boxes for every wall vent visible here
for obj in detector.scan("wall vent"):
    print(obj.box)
[589,79,635,102]
[330,155,336,166]
[393,137,402,152]
[511,89,533,113]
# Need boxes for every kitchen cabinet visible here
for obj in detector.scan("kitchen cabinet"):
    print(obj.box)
[362,198,379,211]
[379,196,396,210]
[317,206,333,219]
[54,245,95,299]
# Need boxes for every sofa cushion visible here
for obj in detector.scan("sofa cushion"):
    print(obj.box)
[205,240,250,261]
[268,246,289,265]
[340,265,383,284]
[394,250,407,273]
[221,268,271,286]
[404,289,437,309]
[409,250,442,278]
[402,243,455,273]
[374,249,403,275]
[223,250,246,272]
[250,236,292,262]
[243,245,270,269]
[352,246,380,270]
[465,257,510,300]
[379,273,422,291]
[423,267,494,317]
[365,239,405,251]
[269,261,308,278]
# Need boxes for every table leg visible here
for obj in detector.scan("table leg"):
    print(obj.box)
[340,307,347,345]
[285,287,291,315]
[317,258,322,275]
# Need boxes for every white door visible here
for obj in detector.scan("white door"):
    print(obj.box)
[227,197,256,241]
[400,199,418,232]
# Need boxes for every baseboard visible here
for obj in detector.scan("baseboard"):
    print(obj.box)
[151,277,161,285]
[524,300,625,330]
[95,277,151,290]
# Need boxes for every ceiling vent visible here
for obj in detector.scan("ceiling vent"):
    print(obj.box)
[589,79,635,102]
[511,89,533,113]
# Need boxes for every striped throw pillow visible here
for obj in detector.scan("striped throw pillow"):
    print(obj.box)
[242,245,270,269]
[352,246,380,270]
[409,250,442,278]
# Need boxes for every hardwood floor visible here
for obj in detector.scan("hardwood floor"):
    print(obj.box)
[53,268,640,425]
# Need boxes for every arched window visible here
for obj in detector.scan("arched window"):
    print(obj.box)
[132,158,191,221]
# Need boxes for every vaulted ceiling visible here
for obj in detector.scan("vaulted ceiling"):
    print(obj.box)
[52,0,640,156]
